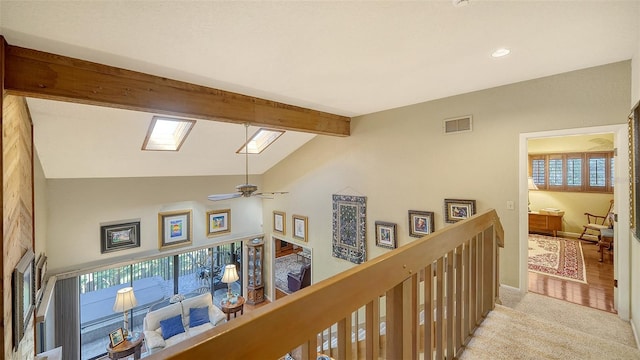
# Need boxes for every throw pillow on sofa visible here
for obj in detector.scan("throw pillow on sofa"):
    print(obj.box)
[189,306,210,328]
[160,314,185,340]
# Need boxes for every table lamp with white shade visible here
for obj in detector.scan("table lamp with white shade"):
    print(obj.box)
[113,287,137,338]
[221,264,239,301]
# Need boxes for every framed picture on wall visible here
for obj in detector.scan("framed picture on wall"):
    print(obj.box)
[273,211,286,235]
[408,210,435,237]
[375,221,397,249]
[35,254,47,300]
[444,199,476,223]
[293,214,308,241]
[13,250,35,350]
[158,210,193,250]
[100,220,141,254]
[206,209,231,237]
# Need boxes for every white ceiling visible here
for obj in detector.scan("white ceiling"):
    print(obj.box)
[1,1,638,179]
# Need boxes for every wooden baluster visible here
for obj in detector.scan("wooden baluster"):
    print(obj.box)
[482,227,493,316]
[462,240,471,345]
[365,297,380,360]
[435,257,444,359]
[446,251,455,359]
[454,244,463,356]
[423,265,434,360]
[338,317,350,360]
[469,235,478,334]
[386,283,403,359]
[403,274,418,360]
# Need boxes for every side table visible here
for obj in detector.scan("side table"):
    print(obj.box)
[107,332,144,360]
[221,296,245,321]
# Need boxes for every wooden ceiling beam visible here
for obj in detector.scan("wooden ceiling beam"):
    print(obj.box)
[2,38,350,136]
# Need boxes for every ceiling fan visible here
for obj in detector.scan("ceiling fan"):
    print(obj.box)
[207,124,288,201]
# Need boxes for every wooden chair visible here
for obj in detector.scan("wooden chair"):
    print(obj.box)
[598,228,614,262]
[578,199,614,241]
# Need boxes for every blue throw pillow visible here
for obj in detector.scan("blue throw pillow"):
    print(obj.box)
[159,314,185,340]
[189,306,210,327]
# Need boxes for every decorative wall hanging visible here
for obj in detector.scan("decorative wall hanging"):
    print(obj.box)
[206,209,231,237]
[100,220,141,254]
[292,214,308,241]
[273,211,286,235]
[444,199,476,223]
[158,210,193,250]
[332,194,367,264]
[408,210,435,237]
[375,221,397,249]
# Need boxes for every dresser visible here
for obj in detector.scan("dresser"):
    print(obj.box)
[528,211,563,237]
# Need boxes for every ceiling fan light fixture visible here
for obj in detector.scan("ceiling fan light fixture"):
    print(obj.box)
[491,48,511,58]
[142,116,195,151]
[237,128,285,154]
[452,0,469,7]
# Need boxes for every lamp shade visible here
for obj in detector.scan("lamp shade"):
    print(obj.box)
[113,287,138,312]
[221,264,239,284]
[527,177,539,190]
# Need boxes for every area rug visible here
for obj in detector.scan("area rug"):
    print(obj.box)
[274,254,305,294]
[528,234,587,284]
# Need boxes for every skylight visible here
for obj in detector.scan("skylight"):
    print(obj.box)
[236,128,285,154]
[142,116,195,151]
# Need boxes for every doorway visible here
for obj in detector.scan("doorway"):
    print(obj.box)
[271,237,312,300]
[519,124,630,319]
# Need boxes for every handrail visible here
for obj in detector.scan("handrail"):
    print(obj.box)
[149,209,504,360]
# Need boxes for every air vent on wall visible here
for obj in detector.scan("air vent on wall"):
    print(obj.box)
[443,115,473,134]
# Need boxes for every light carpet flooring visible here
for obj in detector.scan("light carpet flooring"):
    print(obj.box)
[459,287,639,359]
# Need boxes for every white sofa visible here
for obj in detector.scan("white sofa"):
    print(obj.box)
[143,293,226,353]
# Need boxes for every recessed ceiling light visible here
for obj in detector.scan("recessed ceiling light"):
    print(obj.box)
[237,128,285,154]
[142,116,195,151]
[492,48,511,58]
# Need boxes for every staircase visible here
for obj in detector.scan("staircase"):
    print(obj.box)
[460,289,640,360]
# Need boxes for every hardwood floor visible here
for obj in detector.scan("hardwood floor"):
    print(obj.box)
[275,288,288,300]
[528,236,615,313]
[244,298,271,312]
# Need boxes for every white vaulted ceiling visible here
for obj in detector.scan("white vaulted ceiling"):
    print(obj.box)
[0,1,638,178]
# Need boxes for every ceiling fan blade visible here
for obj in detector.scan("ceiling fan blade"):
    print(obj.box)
[207,193,243,201]
[254,194,274,199]
[253,191,288,198]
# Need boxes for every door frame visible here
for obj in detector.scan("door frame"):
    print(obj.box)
[269,235,312,301]
[518,124,630,320]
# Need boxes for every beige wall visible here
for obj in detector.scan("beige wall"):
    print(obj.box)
[34,151,47,262]
[263,61,631,290]
[528,134,614,235]
[46,175,264,273]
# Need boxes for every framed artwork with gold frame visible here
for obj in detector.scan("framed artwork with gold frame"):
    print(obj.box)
[158,210,193,250]
[206,209,231,237]
[273,211,285,235]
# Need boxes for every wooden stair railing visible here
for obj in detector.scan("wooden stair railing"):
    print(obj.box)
[149,209,504,360]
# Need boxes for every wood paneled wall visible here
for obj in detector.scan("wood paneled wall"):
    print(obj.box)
[2,95,35,360]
